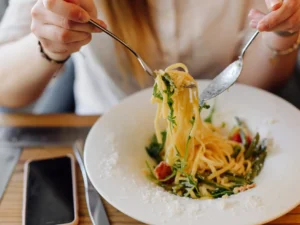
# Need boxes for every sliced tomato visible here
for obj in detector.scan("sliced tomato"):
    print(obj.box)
[230,131,252,145]
[154,161,172,180]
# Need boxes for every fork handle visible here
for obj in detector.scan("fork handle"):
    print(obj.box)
[89,19,138,58]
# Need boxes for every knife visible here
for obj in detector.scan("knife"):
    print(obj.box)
[0,126,91,148]
[0,146,22,201]
[73,140,110,225]
[0,126,91,201]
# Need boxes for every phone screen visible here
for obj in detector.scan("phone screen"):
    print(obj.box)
[25,156,75,225]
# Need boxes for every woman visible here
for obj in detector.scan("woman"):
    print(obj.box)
[0,0,299,114]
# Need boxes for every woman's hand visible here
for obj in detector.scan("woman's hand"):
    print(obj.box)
[31,0,106,61]
[249,0,300,33]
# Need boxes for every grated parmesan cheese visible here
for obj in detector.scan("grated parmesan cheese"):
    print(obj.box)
[98,133,119,179]
[244,196,264,209]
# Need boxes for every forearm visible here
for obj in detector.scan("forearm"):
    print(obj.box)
[0,33,62,108]
[238,32,298,90]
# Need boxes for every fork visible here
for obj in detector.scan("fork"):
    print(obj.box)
[89,18,155,77]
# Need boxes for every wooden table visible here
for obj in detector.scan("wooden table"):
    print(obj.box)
[0,114,299,225]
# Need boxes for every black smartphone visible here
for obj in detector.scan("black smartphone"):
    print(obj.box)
[22,155,78,225]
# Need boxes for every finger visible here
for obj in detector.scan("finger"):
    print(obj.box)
[79,0,97,17]
[258,0,299,31]
[54,17,106,33]
[67,35,92,52]
[270,12,300,32]
[43,0,90,23]
[40,35,91,54]
[32,22,91,43]
[65,0,80,4]
[34,7,106,33]
[40,38,68,54]
[265,0,283,11]
[64,0,97,17]
[248,9,266,28]
[248,9,266,22]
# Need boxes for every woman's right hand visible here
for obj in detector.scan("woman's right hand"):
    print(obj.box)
[31,0,106,61]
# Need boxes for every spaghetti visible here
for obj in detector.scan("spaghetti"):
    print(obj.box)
[145,63,267,199]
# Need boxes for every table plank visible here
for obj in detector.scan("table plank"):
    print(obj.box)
[0,114,99,127]
[0,114,299,225]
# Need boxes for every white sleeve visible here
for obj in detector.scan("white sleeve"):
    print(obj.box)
[0,0,37,45]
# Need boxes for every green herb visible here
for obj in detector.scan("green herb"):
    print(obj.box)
[145,160,158,182]
[231,146,241,158]
[189,116,195,125]
[235,116,243,126]
[235,117,248,147]
[162,74,177,128]
[196,174,230,190]
[181,174,200,198]
[260,139,268,151]
[223,172,252,185]
[244,133,260,159]
[210,189,234,198]
[199,103,210,112]
[204,103,216,123]
[246,151,267,181]
[153,83,163,100]
[145,131,167,163]
[221,122,226,128]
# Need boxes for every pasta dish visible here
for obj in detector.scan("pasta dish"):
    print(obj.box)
[145,63,267,199]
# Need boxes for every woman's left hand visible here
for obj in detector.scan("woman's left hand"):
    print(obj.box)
[249,0,300,33]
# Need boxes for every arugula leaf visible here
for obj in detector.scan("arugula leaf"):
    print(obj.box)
[204,104,215,123]
[145,131,167,163]
[162,74,177,129]
[153,83,163,100]
[199,103,210,113]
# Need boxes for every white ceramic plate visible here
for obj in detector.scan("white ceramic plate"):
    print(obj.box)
[84,80,300,225]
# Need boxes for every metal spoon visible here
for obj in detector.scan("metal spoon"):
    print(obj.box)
[199,30,260,105]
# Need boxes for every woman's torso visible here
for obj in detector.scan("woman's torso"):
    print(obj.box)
[74,0,266,114]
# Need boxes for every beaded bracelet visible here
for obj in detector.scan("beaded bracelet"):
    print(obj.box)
[266,33,300,57]
[38,41,70,64]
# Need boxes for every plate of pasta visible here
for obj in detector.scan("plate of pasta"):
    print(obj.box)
[84,63,300,225]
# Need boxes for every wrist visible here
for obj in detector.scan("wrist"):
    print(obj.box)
[38,41,70,64]
[262,31,299,51]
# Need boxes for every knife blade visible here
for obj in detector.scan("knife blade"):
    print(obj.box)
[73,140,110,225]
[0,126,91,147]
[0,146,22,201]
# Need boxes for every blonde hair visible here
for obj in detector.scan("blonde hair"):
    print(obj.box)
[99,0,161,86]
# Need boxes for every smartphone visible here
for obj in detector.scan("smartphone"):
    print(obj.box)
[22,155,78,225]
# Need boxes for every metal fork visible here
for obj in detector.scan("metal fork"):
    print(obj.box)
[89,19,154,77]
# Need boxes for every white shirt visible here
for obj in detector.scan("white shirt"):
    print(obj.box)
[0,0,266,115]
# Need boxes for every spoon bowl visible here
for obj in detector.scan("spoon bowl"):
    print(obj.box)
[199,31,259,105]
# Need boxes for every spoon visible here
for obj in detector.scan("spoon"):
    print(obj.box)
[199,30,260,105]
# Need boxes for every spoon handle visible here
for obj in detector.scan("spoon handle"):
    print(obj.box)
[240,30,259,58]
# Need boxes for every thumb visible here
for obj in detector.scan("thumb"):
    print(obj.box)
[265,0,283,11]
[64,0,80,5]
